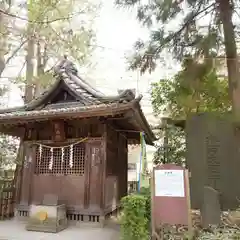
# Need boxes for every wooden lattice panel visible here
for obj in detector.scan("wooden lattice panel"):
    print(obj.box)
[52,148,62,174]
[36,148,51,174]
[34,143,85,175]
[68,144,85,175]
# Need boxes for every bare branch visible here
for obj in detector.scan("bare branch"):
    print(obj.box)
[0,9,86,24]
[5,39,27,66]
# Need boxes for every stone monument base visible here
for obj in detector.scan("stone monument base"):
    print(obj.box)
[26,204,68,233]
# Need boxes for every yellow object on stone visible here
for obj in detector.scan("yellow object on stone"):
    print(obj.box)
[36,211,48,221]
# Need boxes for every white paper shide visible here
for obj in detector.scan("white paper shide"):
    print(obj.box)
[155,169,185,197]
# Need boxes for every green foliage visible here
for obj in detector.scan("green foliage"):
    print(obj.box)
[121,193,150,240]
[28,0,97,63]
[0,136,18,168]
[29,0,97,95]
[0,88,18,169]
[138,187,151,223]
[151,60,230,165]
[154,126,185,165]
[0,0,98,167]
[151,61,230,119]
[0,0,14,75]
[1,0,98,95]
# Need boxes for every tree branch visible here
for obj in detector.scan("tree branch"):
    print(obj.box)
[5,39,28,66]
[149,2,216,58]
[0,9,85,24]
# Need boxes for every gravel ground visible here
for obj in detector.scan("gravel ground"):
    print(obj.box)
[0,220,120,240]
[154,211,240,239]
[198,227,240,239]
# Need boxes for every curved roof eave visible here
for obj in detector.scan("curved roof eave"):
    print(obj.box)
[0,59,138,115]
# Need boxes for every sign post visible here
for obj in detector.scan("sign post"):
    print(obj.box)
[151,164,192,239]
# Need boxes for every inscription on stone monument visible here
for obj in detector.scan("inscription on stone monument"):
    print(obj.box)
[206,134,221,190]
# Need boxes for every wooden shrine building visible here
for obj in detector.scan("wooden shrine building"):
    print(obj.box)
[0,59,155,224]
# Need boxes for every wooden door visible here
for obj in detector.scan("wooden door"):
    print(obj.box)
[85,140,103,211]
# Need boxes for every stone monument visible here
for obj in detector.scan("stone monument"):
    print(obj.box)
[185,113,240,210]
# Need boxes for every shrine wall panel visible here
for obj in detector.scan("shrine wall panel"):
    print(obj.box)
[106,125,118,176]
[104,176,118,210]
[66,120,103,139]
[60,175,85,207]
[105,124,128,207]
[31,175,85,207]
[24,119,104,142]
[24,140,88,209]
[31,175,62,204]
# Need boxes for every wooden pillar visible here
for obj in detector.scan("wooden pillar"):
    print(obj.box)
[117,133,128,201]
[29,145,37,204]
[84,141,90,208]
[19,143,35,206]
[117,132,121,201]
[84,138,103,210]
[14,142,24,205]
[101,124,107,210]
[122,134,128,197]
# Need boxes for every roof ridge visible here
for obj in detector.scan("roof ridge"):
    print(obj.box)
[67,71,106,98]
[77,75,105,96]
[15,57,139,112]
[62,70,136,103]
[54,57,137,102]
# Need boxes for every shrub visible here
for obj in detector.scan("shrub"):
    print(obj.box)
[138,187,151,224]
[120,190,150,240]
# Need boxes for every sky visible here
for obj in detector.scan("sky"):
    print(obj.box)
[2,0,180,127]
[89,0,178,125]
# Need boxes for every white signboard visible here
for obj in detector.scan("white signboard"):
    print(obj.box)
[155,169,185,197]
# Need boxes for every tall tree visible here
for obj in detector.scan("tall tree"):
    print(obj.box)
[0,86,18,169]
[0,1,27,77]
[151,63,230,164]
[152,61,230,118]
[116,0,240,113]
[23,0,97,99]
[25,0,35,102]
[0,0,98,168]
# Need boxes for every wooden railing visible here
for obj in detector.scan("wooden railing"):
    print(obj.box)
[0,170,15,220]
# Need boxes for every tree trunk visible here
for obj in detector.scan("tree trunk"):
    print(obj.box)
[25,0,36,103]
[25,34,35,103]
[35,40,43,97]
[0,2,7,77]
[35,40,48,97]
[218,0,240,115]
[14,3,36,204]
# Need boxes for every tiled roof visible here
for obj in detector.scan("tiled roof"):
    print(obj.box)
[0,102,133,121]
[0,58,156,145]
[0,58,137,115]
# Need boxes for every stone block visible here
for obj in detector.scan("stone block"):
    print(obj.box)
[201,186,221,228]
[26,204,67,233]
